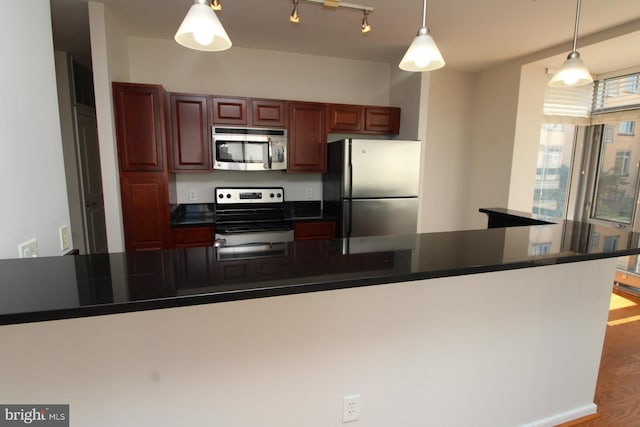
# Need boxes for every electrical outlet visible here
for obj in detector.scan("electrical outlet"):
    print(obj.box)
[189,189,198,201]
[342,394,360,423]
[305,187,313,199]
[18,238,39,258]
[59,225,71,252]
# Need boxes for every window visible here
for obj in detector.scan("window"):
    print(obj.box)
[533,124,576,217]
[624,75,640,93]
[603,125,615,143]
[530,243,551,255]
[605,80,620,98]
[614,151,631,176]
[619,121,636,136]
[603,236,619,252]
[543,124,565,132]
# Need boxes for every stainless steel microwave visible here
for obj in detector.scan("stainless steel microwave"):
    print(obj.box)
[212,127,287,171]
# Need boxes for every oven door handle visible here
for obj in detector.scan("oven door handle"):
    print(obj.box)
[267,137,273,169]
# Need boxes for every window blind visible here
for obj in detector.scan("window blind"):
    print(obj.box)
[542,79,593,120]
[593,73,640,114]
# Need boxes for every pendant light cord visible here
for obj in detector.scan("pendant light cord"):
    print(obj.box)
[422,0,427,29]
[572,0,582,53]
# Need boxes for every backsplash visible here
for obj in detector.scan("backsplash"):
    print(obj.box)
[171,171,323,204]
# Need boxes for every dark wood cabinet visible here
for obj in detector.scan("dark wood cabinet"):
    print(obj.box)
[172,226,214,248]
[169,94,211,171]
[120,173,169,252]
[327,104,400,135]
[327,104,364,132]
[211,96,248,125]
[287,102,327,173]
[364,106,400,134]
[113,83,166,172]
[251,99,285,127]
[294,221,336,240]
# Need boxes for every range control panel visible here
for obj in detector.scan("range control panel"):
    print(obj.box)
[215,187,284,204]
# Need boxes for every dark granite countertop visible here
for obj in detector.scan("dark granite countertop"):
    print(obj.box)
[170,201,333,227]
[2,212,640,326]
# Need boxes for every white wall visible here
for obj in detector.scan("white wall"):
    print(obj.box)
[0,1,71,259]
[465,62,523,228]
[0,259,615,426]
[420,69,475,232]
[508,65,549,212]
[127,37,391,105]
[89,1,131,253]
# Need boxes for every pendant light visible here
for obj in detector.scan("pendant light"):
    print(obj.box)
[548,0,593,87]
[290,0,300,23]
[174,0,232,52]
[399,0,445,72]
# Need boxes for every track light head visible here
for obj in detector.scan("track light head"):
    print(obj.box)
[290,0,300,23]
[361,10,371,33]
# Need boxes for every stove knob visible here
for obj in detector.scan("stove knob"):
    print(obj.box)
[277,193,282,198]
[270,193,275,198]
[218,194,223,199]
[226,194,231,199]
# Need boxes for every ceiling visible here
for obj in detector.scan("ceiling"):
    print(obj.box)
[50,0,640,74]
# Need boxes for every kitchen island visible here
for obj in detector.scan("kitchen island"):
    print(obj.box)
[1,216,638,427]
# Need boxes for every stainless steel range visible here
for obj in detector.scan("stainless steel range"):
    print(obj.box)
[214,187,293,260]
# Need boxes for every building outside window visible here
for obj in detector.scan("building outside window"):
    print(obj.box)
[624,75,640,93]
[614,150,631,175]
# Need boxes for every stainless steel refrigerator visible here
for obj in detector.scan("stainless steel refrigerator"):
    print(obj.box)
[323,138,421,238]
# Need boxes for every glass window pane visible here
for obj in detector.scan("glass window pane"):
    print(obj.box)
[533,124,576,217]
[592,122,640,224]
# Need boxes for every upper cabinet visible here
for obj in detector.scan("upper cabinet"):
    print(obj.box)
[169,93,211,171]
[251,99,285,128]
[327,104,400,135]
[211,96,248,126]
[113,82,166,172]
[211,96,286,128]
[287,101,327,173]
[365,106,401,134]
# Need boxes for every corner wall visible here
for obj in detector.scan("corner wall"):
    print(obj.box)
[0,1,71,259]
[88,1,131,253]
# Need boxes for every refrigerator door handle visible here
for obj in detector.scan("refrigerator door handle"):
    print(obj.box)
[267,138,273,169]
[346,140,353,199]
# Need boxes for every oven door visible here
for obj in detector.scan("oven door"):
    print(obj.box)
[214,228,294,260]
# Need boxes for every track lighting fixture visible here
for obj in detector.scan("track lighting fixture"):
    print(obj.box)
[548,0,593,87]
[361,10,371,33]
[399,0,445,72]
[290,0,300,23]
[289,0,373,32]
[175,0,232,52]
[210,0,221,11]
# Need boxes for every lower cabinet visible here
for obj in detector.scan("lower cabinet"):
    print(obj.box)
[294,220,336,240]
[120,173,169,252]
[172,226,214,248]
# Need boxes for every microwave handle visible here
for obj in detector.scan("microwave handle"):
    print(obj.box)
[267,138,273,169]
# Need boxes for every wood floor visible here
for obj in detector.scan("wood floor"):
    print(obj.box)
[568,287,640,427]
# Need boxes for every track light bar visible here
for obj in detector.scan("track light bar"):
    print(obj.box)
[302,0,374,12]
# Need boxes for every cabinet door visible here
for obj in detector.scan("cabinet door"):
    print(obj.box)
[364,107,401,134]
[113,83,166,172]
[287,102,327,173]
[120,173,169,252]
[169,94,211,171]
[252,99,285,127]
[212,96,248,125]
[172,226,214,248]
[294,221,336,240]
[327,104,364,132]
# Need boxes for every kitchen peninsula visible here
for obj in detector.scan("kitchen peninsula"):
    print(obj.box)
[1,216,638,427]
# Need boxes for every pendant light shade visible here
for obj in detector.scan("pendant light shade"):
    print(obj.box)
[399,0,444,72]
[548,51,593,87]
[548,0,592,87]
[175,0,232,52]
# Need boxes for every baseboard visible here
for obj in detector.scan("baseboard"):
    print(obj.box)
[520,404,598,427]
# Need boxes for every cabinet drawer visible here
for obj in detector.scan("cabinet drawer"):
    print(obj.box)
[173,227,214,248]
[294,221,336,240]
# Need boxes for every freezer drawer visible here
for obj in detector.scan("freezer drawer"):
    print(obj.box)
[343,198,418,237]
